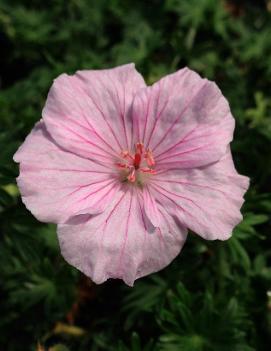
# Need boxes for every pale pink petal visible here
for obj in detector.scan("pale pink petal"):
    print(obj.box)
[43,63,146,160]
[14,122,120,223]
[58,187,187,286]
[150,150,249,240]
[132,67,234,169]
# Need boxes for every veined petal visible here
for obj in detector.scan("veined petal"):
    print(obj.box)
[43,63,146,160]
[151,150,249,240]
[58,187,187,286]
[132,67,234,169]
[14,122,120,223]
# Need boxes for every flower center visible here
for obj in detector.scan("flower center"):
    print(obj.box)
[116,142,156,184]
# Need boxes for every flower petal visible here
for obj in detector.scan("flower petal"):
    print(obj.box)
[14,122,120,223]
[132,67,234,169]
[43,63,146,160]
[150,150,249,240]
[58,187,187,286]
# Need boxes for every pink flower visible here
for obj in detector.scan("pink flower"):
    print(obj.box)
[14,64,249,286]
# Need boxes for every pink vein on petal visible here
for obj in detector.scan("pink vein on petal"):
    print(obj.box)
[137,191,147,237]
[21,165,113,174]
[154,125,199,160]
[153,178,228,196]
[106,74,129,149]
[142,88,152,142]
[151,183,204,212]
[93,182,120,208]
[47,119,117,160]
[77,77,123,151]
[49,81,120,156]
[73,179,117,204]
[155,141,218,163]
[151,80,208,152]
[151,184,202,226]
[63,178,115,198]
[117,189,133,276]
[145,68,190,150]
[106,191,127,224]
[43,179,117,210]
[146,100,169,149]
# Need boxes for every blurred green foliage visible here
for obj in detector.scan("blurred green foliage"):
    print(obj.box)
[0,0,271,350]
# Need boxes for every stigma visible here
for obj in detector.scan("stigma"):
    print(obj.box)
[116,142,156,184]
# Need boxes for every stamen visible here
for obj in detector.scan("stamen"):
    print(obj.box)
[127,168,136,182]
[121,150,134,161]
[140,168,156,174]
[117,142,156,184]
[145,149,155,167]
[116,162,129,169]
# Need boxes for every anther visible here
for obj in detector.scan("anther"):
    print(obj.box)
[145,149,155,167]
[127,168,136,182]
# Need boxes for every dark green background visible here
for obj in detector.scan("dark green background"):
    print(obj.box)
[0,0,271,350]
